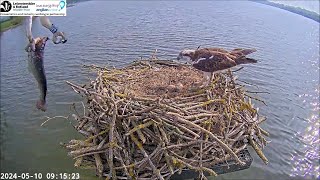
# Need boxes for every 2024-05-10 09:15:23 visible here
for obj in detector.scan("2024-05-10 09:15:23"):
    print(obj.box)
[0,172,80,180]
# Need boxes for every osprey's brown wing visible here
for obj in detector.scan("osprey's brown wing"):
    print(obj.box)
[203,48,229,53]
[201,48,237,59]
[192,53,237,72]
[230,48,257,58]
[193,49,216,61]
[231,48,245,52]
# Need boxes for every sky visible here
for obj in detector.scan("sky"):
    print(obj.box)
[270,0,320,14]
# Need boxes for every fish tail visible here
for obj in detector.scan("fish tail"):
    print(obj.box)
[38,74,47,111]
[36,100,47,112]
[235,57,258,64]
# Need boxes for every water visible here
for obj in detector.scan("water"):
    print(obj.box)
[1,1,319,179]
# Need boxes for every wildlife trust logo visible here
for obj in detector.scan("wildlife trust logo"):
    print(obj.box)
[1,0,12,12]
[0,0,66,16]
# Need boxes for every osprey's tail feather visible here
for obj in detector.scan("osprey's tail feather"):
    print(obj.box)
[235,57,258,65]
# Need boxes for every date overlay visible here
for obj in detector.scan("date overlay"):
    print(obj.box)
[1,173,80,180]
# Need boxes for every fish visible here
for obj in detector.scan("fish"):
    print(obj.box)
[26,36,49,111]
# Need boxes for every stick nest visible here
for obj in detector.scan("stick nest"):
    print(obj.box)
[63,60,269,180]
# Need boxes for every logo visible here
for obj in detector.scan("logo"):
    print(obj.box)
[58,0,65,11]
[1,0,66,16]
[1,0,12,12]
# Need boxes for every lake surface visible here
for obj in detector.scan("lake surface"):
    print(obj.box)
[1,1,319,180]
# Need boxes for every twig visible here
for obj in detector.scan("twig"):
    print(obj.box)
[41,116,69,126]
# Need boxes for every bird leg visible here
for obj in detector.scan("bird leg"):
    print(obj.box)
[210,72,215,82]
[200,72,211,88]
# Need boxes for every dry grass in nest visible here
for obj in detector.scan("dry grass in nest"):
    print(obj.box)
[109,65,203,98]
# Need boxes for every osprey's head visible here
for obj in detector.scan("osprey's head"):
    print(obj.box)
[177,49,196,61]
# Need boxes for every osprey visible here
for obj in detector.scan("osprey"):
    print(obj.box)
[177,48,257,87]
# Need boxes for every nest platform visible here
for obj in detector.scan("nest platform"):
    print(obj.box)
[63,59,269,180]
